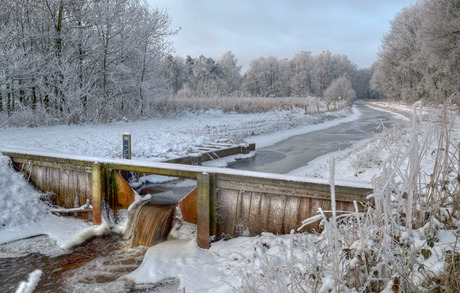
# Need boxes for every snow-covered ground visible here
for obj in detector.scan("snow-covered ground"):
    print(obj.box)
[0,106,357,245]
[0,106,357,291]
[295,101,459,185]
[1,102,459,292]
[125,101,460,292]
[0,107,353,160]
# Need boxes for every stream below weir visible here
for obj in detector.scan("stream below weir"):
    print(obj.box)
[0,235,147,293]
[0,103,401,292]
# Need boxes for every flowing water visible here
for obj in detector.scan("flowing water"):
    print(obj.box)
[130,203,176,247]
[0,182,190,292]
[0,235,147,293]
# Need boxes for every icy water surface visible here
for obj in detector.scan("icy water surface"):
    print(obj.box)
[230,103,402,173]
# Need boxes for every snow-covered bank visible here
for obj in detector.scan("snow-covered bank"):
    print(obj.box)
[127,102,460,292]
[297,102,460,184]
[0,107,354,160]
[125,233,301,292]
[0,155,110,253]
[0,106,356,250]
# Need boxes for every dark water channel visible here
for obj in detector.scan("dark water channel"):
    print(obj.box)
[230,103,402,173]
[0,181,194,292]
[0,235,147,293]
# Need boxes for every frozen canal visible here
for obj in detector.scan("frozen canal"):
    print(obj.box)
[230,103,401,174]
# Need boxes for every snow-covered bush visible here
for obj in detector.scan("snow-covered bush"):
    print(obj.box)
[153,96,348,114]
[324,76,356,104]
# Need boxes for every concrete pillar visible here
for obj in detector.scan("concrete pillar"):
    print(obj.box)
[197,172,210,249]
[209,174,216,238]
[91,163,102,225]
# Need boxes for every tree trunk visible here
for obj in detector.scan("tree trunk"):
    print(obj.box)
[32,87,37,110]
[55,2,63,54]
[55,2,64,113]
[7,81,13,115]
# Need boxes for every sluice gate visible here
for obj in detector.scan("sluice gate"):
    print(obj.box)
[2,148,372,249]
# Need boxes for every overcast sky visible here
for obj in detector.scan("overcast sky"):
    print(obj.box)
[147,0,414,71]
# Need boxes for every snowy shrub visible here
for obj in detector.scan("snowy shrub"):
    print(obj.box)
[238,232,325,292]
[7,104,60,127]
[153,96,348,114]
[324,76,356,104]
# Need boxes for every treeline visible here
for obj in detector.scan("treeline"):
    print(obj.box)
[371,0,459,102]
[4,0,456,126]
[0,0,175,125]
[0,0,375,126]
[160,50,375,102]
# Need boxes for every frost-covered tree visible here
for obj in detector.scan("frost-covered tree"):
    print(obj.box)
[289,51,313,97]
[275,58,291,97]
[186,55,222,97]
[372,0,459,102]
[311,51,358,97]
[161,55,187,95]
[324,76,356,103]
[311,50,333,96]
[216,51,242,96]
[241,57,269,96]
[420,0,460,99]
[0,0,175,125]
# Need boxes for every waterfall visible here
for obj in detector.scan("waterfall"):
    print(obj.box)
[130,203,176,247]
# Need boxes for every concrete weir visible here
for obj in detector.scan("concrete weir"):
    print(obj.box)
[2,148,372,249]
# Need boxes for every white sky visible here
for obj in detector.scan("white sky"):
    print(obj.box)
[147,0,414,70]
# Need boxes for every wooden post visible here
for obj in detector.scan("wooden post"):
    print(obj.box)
[241,144,249,155]
[122,133,131,180]
[122,133,131,159]
[197,172,210,249]
[191,153,202,166]
[92,163,102,225]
